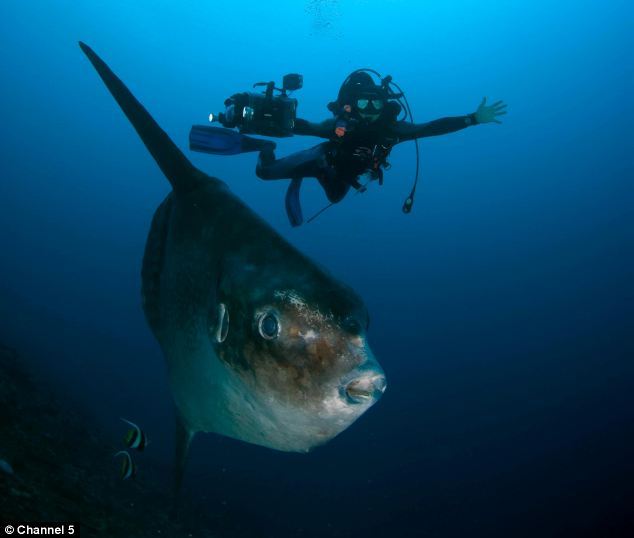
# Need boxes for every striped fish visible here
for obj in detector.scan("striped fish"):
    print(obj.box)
[114,450,137,480]
[121,418,148,451]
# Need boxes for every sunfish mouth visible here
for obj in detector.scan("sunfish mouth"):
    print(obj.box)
[344,373,387,404]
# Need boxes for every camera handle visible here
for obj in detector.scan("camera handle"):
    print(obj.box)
[253,81,287,98]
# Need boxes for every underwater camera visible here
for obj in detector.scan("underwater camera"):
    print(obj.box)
[210,74,303,137]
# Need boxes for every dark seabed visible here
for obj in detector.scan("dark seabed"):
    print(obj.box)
[1,1,632,537]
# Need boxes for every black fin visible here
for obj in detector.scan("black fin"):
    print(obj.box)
[285,177,304,227]
[171,411,195,518]
[190,125,275,155]
[79,42,198,193]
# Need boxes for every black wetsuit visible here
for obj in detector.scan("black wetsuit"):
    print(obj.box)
[256,112,478,203]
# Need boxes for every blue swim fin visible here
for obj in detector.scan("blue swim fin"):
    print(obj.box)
[189,126,275,155]
[285,177,304,227]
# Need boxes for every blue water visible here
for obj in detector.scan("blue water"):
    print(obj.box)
[1,1,632,536]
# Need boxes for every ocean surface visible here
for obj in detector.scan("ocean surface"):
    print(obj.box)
[1,1,632,536]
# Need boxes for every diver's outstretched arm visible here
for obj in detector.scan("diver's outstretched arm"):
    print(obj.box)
[395,115,477,141]
[293,118,335,138]
[395,97,507,141]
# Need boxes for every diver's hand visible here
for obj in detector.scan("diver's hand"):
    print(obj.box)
[475,97,507,124]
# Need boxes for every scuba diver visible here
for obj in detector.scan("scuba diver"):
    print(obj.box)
[190,70,507,226]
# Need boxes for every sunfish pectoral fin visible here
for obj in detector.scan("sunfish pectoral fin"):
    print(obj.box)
[213,303,229,343]
[78,41,199,194]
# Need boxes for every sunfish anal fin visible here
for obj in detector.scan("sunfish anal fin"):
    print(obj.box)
[170,411,195,519]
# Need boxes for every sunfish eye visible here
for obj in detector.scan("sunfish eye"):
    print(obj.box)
[258,312,280,340]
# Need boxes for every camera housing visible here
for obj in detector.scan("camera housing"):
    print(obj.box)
[213,74,303,137]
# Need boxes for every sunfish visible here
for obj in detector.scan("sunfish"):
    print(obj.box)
[79,42,386,489]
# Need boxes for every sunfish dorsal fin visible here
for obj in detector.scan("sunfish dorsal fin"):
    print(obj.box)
[79,41,198,193]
